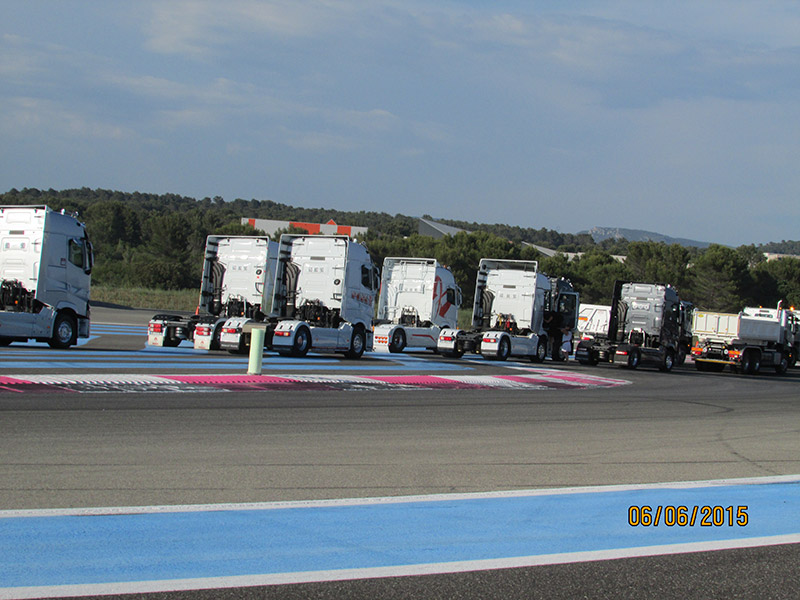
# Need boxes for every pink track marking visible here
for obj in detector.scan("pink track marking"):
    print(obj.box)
[0,376,32,384]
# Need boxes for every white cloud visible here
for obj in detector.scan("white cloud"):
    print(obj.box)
[0,97,132,141]
[143,0,350,57]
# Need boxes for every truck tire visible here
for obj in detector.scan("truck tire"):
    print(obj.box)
[163,333,181,347]
[441,349,463,359]
[676,347,687,366]
[659,349,675,372]
[576,343,598,366]
[774,353,789,375]
[531,338,547,363]
[48,312,77,349]
[345,327,366,359]
[741,350,760,375]
[290,325,311,357]
[625,348,640,369]
[210,326,222,351]
[496,336,511,361]
[388,329,406,353]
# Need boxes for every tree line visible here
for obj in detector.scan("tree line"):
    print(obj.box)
[1,187,798,312]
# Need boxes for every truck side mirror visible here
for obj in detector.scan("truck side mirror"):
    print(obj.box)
[84,241,94,275]
[372,266,380,291]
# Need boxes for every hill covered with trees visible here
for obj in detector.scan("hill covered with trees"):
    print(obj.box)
[1,187,798,311]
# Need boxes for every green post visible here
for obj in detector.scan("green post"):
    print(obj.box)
[248,326,266,375]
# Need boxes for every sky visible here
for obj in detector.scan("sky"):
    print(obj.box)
[2,1,800,246]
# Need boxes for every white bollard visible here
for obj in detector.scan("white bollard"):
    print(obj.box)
[247,327,266,375]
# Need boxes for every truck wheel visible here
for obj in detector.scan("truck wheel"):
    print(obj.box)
[441,349,463,359]
[345,327,366,359]
[496,336,511,361]
[626,348,640,369]
[291,326,311,357]
[210,326,222,351]
[163,333,181,347]
[774,353,789,375]
[0,337,12,347]
[531,338,547,363]
[388,329,406,353]
[739,352,751,374]
[659,349,675,372]
[676,347,687,366]
[48,312,77,349]
[741,350,761,375]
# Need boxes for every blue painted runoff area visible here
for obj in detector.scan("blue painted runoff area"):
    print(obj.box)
[1,479,798,589]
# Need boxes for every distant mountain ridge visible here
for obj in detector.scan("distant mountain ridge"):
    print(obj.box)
[582,226,712,248]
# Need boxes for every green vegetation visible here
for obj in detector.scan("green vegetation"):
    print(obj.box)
[91,286,198,311]
[2,187,798,312]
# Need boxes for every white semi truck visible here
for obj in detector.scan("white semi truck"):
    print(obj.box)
[148,236,278,351]
[691,306,798,374]
[0,205,93,348]
[373,257,462,353]
[269,234,379,358]
[575,281,684,371]
[437,259,579,361]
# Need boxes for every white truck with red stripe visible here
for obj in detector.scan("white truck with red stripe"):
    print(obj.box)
[373,257,461,353]
[269,234,379,358]
[148,236,278,351]
[437,259,579,362]
[0,205,93,348]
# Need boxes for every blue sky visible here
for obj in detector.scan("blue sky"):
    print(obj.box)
[2,1,799,246]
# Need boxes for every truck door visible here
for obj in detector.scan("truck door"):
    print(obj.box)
[66,236,92,309]
[558,292,579,331]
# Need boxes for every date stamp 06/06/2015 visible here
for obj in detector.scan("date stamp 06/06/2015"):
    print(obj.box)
[628,505,749,527]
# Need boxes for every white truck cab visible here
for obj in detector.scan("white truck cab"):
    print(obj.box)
[373,257,461,353]
[148,236,278,351]
[270,234,379,358]
[0,205,93,348]
[438,259,578,362]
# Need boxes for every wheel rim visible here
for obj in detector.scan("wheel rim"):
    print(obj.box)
[537,342,546,361]
[665,353,673,370]
[500,338,510,359]
[392,331,404,350]
[296,330,308,352]
[57,320,73,344]
[352,332,364,353]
